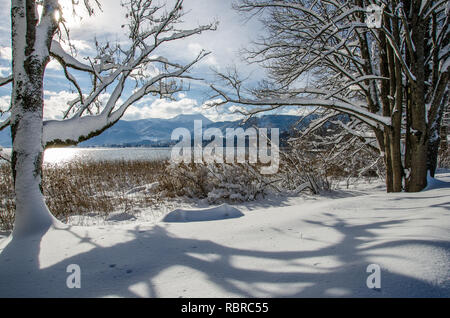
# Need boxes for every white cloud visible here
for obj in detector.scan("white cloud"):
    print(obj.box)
[188,43,218,67]
[67,0,128,39]
[0,66,11,77]
[0,95,10,112]
[60,39,93,55]
[202,104,245,122]
[121,95,244,122]
[188,43,203,52]
[43,90,114,120]
[47,58,63,70]
[123,97,200,120]
[0,46,11,61]
[43,90,78,120]
[177,1,263,71]
[130,64,161,81]
[121,94,246,122]
[1,89,245,123]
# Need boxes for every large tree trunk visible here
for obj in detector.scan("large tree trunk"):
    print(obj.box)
[10,89,58,237]
[10,0,60,237]
[404,3,429,192]
[390,50,404,193]
[402,0,450,191]
[379,29,401,192]
[406,134,428,192]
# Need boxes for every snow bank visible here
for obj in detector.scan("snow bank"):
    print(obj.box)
[162,204,244,223]
[424,172,450,190]
[105,211,137,222]
[0,173,449,297]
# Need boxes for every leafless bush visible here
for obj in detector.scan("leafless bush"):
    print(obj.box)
[0,160,168,230]
[158,162,271,203]
[438,146,450,169]
[0,163,14,230]
[0,158,275,230]
[280,125,383,194]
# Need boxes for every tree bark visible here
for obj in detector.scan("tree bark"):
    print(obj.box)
[10,0,60,236]
[383,132,394,192]
[427,103,445,177]
[405,8,428,192]
[379,16,403,192]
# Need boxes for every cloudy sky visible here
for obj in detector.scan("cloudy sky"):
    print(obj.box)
[0,0,301,122]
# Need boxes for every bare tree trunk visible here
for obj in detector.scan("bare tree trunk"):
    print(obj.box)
[390,135,403,190]
[380,18,403,192]
[406,134,428,192]
[405,10,428,192]
[390,59,404,192]
[383,132,394,192]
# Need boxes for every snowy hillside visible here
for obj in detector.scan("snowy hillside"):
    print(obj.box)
[0,172,449,298]
[0,114,306,147]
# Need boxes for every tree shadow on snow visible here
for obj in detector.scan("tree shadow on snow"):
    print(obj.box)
[0,214,449,298]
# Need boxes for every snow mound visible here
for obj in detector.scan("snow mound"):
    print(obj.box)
[162,204,244,223]
[424,173,450,190]
[106,211,137,222]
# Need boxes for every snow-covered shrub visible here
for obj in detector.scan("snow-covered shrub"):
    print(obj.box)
[159,162,270,203]
[0,163,14,230]
[279,150,330,194]
[158,162,212,198]
[206,163,268,203]
[279,121,383,193]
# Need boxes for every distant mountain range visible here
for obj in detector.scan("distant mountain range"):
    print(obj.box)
[0,114,315,148]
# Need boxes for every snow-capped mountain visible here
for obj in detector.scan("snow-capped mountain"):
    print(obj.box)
[0,114,311,147]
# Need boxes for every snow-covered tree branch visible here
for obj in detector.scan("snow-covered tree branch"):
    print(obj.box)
[5,0,216,236]
[0,75,12,87]
[211,0,449,192]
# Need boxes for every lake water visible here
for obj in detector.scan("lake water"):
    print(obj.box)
[1,148,172,165]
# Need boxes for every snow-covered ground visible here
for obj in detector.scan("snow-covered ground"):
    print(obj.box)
[0,172,449,297]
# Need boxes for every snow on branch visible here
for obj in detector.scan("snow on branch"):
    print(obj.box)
[0,147,10,162]
[0,117,9,132]
[295,111,341,138]
[0,75,12,87]
[42,0,215,147]
[50,41,118,74]
[209,82,391,128]
[220,0,397,133]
